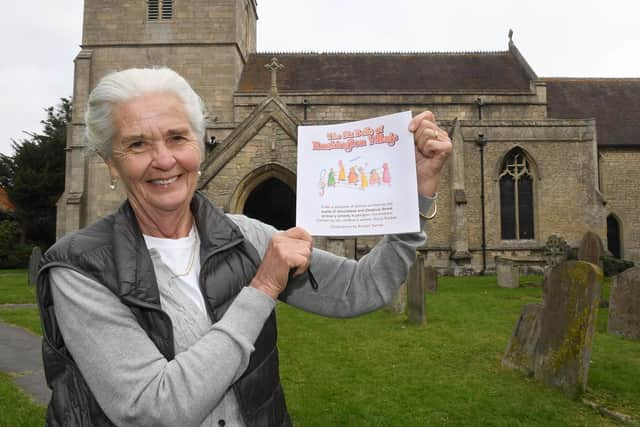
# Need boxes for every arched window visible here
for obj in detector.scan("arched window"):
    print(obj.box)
[607,214,621,258]
[499,148,534,240]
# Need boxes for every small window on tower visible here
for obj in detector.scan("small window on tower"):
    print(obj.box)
[147,0,159,19]
[161,0,173,19]
[148,0,173,20]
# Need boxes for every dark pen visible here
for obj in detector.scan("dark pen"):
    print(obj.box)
[289,268,319,291]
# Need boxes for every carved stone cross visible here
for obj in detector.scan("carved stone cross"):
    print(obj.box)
[264,57,284,96]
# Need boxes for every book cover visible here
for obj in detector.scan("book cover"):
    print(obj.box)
[296,111,419,236]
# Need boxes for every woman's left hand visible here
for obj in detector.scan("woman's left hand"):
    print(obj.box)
[409,111,453,197]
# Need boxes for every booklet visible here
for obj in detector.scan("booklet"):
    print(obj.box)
[296,111,419,236]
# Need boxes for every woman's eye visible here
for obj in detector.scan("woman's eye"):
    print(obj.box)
[170,135,187,143]
[126,140,150,153]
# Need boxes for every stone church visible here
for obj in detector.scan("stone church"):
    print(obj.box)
[58,0,640,273]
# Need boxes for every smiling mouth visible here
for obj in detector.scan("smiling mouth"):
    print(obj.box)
[149,175,179,186]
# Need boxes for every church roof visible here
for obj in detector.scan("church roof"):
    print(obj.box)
[0,187,15,212]
[545,78,640,147]
[238,51,533,92]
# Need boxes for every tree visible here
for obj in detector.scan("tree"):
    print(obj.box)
[0,98,71,249]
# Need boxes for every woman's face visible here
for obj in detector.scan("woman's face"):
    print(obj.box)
[107,92,202,217]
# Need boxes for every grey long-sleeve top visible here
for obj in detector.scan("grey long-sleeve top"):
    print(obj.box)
[50,214,427,427]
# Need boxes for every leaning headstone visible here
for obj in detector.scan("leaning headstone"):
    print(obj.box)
[502,303,542,375]
[424,265,438,293]
[496,257,520,288]
[534,261,602,395]
[543,234,569,269]
[28,246,42,287]
[608,266,640,340]
[577,231,604,267]
[503,260,602,396]
[407,253,426,325]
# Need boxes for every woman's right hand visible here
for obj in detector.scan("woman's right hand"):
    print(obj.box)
[250,227,313,300]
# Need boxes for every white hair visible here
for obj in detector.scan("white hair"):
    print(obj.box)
[85,67,206,158]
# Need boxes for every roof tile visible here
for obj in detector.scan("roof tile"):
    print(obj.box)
[238,52,533,92]
[545,78,640,147]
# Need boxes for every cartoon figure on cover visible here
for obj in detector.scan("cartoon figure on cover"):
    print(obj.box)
[317,159,392,196]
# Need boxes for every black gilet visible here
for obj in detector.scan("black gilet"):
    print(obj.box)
[37,193,291,426]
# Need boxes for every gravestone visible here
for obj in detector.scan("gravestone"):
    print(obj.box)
[387,283,407,314]
[496,257,520,288]
[608,266,640,340]
[502,303,542,375]
[28,246,42,287]
[503,260,602,396]
[407,253,426,325]
[543,234,569,269]
[577,231,604,267]
[424,265,438,293]
[325,237,356,258]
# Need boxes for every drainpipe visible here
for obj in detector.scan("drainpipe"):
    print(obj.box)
[475,133,488,275]
[476,97,483,120]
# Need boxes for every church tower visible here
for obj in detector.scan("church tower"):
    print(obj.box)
[58,0,257,236]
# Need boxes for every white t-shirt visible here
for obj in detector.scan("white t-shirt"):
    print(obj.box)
[143,227,206,315]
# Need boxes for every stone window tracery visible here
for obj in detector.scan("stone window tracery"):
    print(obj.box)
[499,148,534,240]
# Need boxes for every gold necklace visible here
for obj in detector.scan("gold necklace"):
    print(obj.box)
[173,230,199,278]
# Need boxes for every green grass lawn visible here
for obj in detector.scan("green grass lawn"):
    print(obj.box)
[0,307,42,335]
[0,373,47,427]
[0,269,36,304]
[0,269,41,335]
[277,275,639,426]
[1,270,638,426]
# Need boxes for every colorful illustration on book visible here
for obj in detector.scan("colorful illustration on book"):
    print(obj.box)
[297,111,419,236]
[317,160,391,197]
[311,123,398,197]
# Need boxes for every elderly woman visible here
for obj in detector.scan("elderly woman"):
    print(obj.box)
[37,68,452,427]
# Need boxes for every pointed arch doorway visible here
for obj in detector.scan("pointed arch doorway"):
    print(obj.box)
[229,164,297,231]
[607,214,622,258]
[244,178,296,230]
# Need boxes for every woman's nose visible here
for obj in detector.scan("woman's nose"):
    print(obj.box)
[151,141,177,169]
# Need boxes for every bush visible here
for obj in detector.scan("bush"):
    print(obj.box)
[0,220,34,269]
[601,255,634,277]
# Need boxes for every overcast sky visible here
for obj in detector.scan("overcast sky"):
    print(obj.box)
[1,0,638,157]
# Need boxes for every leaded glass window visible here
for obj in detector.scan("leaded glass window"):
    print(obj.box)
[499,149,534,240]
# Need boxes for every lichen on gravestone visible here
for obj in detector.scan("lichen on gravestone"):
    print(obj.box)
[503,260,602,397]
[534,261,602,396]
[502,303,542,375]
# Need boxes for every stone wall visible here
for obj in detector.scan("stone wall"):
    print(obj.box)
[83,0,257,61]
[86,46,245,123]
[229,89,606,273]
[201,119,298,210]
[234,92,547,124]
[599,147,640,263]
